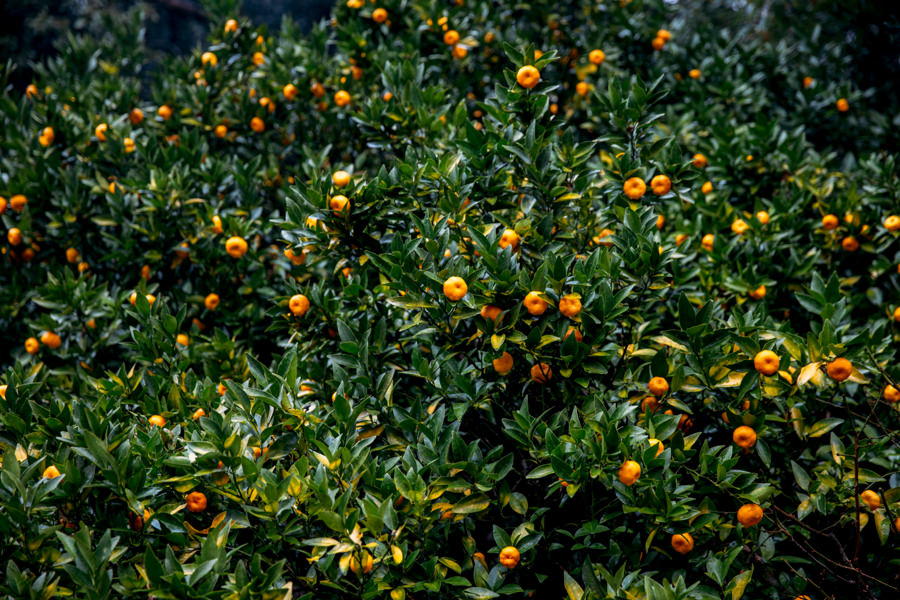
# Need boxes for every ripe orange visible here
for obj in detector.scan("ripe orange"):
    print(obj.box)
[201,51,217,67]
[884,384,900,403]
[205,293,220,311]
[225,236,248,258]
[40,331,61,349]
[826,357,852,382]
[692,153,708,168]
[252,51,265,66]
[731,219,749,235]
[527,362,551,383]
[330,194,350,214]
[8,227,23,245]
[185,491,207,513]
[749,285,766,300]
[516,65,540,89]
[671,533,694,554]
[289,294,311,316]
[192,408,206,420]
[42,465,61,479]
[588,49,605,65]
[701,233,714,251]
[95,123,108,141]
[443,30,460,45]
[821,214,839,230]
[564,327,583,342]
[753,350,779,375]
[618,460,641,486]
[493,352,513,375]
[623,177,647,200]
[803,76,813,88]
[499,228,520,249]
[701,181,713,194]
[372,8,388,23]
[480,305,502,321]
[732,425,757,449]
[558,294,582,318]
[443,276,468,301]
[284,248,306,265]
[647,438,664,457]
[657,29,671,42]
[884,215,900,232]
[860,490,881,510]
[176,333,190,346]
[841,236,859,251]
[675,233,687,246]
[332,170,351,187]
[149,414,166,427]
[523,291,549,316]
[0,385,6,399]
[123,137,135,153]
[349,551,374,574]
[283,83,299,101]
[224,19,238,33]
[650,174,671,196]
[498,546,520,569]
[756,210,770,225]
[652,36,665,51]
[10,194,27,212]
[330,89,350,107]
[311,82,325,98]
[648,376,669,396]
[836,98,849,112]
[250,117,264,132]
[737,503,763,527]
[575,81,590,97]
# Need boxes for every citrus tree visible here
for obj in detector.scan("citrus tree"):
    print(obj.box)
[1,0,900,599]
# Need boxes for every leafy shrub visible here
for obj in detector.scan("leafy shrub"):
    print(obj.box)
[2,1,900,599]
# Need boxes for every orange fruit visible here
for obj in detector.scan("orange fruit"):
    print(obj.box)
[499,228,520,249]
[201,51,217,67]
[252,51,265,66]
[123,137,135,153]
[756,210,770,225]
[149,415,166,427]
[205,293,220,310]
[822,214,839,230]
[860,490,881,510]
[657,29,671,41]
[731,219,749,235]
[443,30,460,45]
[289,294,311,316]
[732,425,757,449]
[803,76,813,88]
[737,503,763,527]
[701,233,714,251]
[214,124,227,138]
[225,236,248,258]
[95,123,108,141]
[671,533,694,554]
[558,294,582,318]
[564,327,583,342]
[516,65,540,89]
[648,376,669,397]
[284,248,306,265]
[224,19,238,33]
[688,68,701,79]
[443,276,468,301]
[841,236,859,251]
[523,291,549,316]
[42,465,61,479]
[332,170,351,188]
[652,36,665,51]
[701,181,713,194]
[349,551,374,574]
[334,90,351,107]
[10,194,27,212]
[826,357,852,382]
[753,350,779,375]
[480,305,502,321]
[250,117,264,132]
[641,396,659,413]
[618,460,641,486]
[498,546,520,569]
[452,45,467,59]
[576,81,590,97]
[473,551,487,567]
[675,233,688,246]
[192,408,206,420]
[530,362,552,383]
[647,438,664,457]
[283,83,299,101]
[884,215,900,232]
[40,331,61,349]
[749,285,766,300]
[692,153,708,168]
[884,384,900,403]
[330,194,350,214]
[493,352,513,375]
[176,334,189,346]
[8,228,23,246]
[650,174,671,196]
[185,491,207,513]
[588,49,605,65]
[372,8,388,23]
[0,385,6,399]
[836,98,849,112]
[311,82,325,98]
[623,177,647,200]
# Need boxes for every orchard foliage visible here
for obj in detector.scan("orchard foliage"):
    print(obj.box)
[2,0,900,599]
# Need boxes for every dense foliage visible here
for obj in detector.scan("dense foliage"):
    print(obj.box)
[2,1,900,598]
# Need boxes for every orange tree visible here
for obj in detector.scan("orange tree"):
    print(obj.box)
[1,0,900,599]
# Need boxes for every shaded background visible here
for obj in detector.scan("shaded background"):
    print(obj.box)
[2,0,900,117]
